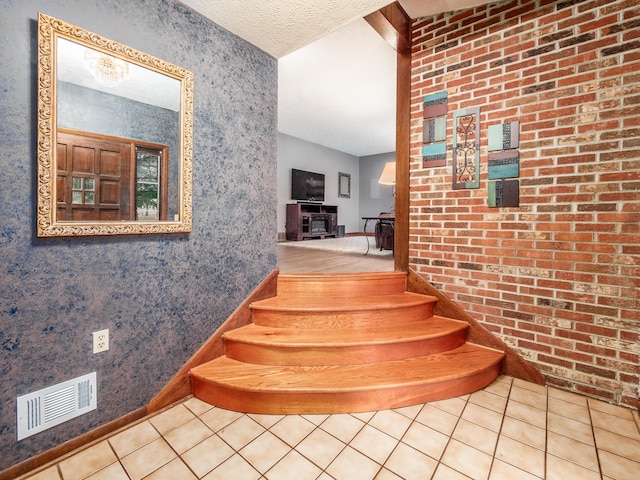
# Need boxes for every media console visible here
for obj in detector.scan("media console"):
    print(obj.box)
[286,203,338,241]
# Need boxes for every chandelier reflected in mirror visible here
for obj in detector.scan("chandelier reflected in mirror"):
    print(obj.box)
[84,49,129,87]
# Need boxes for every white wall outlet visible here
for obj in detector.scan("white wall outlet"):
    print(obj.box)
[92,329,109,354]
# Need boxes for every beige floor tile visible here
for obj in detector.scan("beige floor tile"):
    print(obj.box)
[597,449,640,480]
[23,466,61,480]
[148,404,196,435]
[217,415,265,451]
[163,417,213,454]
[109,420,160,458]
[120,437,176,480]
[198,407,243,432]
[84,461,130,480]
[239,431,292,473]
[468,389,508,413]
[401,420,449,460]
[547,386,587,406]
[202,453,261,480]
[351,411,376,422]
[589,397,636,419]
[295,428,345,469]
[247,412,285,429]
[264,450,322,480]
[384,443,437,479]
[500,416,546,450]
[483,378,512,398]
[494,435,545,478]
[350,424,399,464]
[326,446,381,480]
[489,459,540,480]
[508,386,547,411]
[547,411,594,445]
[415,404,459,436]
[393,403,423,420]
[269,415,316,447]
[369,409,412,440]
[318,473,336,480]
[546,431,599,472]
[461,402,504,432]
[594,427,640,463]
[143,457,197,480]
[374,467,404,479]
[58,441,118,480]
[505,400,546,428]
[452,418,499,454]
[547,397,590,424]
[301,413,330,425]
[545,453,601,480]
[320,413,365,444]
[512,378,546,395]
[591,409,640,440]
[180,434,234,478]
[183,396,214,416]
[432,463,473,479]
[441,439,493,480]
[428,396,468,417]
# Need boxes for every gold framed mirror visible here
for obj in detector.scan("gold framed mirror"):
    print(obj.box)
[37,13,193,236]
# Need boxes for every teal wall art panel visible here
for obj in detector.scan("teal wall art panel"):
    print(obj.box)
[422,91,448,169]
[488,150,520,180]
[423,117,446,143]
[423,91,448,118]
[422,143,447,168]
[488,121,520,151]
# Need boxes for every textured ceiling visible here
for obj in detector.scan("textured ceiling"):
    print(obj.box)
[178,0,492,156]
[179,0,392,58]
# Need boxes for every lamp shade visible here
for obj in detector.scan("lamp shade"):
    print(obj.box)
[378,162,396,185]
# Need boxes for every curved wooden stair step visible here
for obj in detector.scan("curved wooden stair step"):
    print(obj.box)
[276,271,408,298]
[190,343,505,414]
[223,316,469,366]
[250,292,438,328]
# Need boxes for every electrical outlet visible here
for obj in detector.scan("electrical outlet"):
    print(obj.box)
[92,329,109,354]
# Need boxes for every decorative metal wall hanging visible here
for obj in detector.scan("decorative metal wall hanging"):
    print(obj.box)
[452,107,480,189]
[422,91,448,168]
[487,120,520,207]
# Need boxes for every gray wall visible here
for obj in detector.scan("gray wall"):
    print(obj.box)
[358,152,396,230]
[0,0,277,471]
[277,133,360,236]
[277,133,396,237]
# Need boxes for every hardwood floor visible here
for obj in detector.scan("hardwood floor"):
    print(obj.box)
[277,242,394,273]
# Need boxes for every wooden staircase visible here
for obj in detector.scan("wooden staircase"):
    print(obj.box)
[190,272,504,414]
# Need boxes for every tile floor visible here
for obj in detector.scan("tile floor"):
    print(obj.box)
[20,376,640,480]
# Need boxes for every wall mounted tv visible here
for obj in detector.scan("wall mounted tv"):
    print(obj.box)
[291,168,325,202]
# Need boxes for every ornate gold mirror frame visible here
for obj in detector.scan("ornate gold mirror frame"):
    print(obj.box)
[37,13,193,236]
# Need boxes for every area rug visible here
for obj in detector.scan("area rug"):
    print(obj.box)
[279,236,392,256]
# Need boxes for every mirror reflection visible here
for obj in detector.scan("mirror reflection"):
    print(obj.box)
[37,13,193,236]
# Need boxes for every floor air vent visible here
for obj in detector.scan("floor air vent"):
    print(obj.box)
[17,372,97,440]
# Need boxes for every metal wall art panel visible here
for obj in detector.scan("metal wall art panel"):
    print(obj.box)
[452,107,480,189]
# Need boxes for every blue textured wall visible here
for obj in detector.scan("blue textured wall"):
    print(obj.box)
[0,0,277,470]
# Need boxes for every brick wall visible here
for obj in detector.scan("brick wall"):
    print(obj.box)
[410,0,639,408]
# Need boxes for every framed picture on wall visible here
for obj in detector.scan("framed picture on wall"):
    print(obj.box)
[338,172,351,198]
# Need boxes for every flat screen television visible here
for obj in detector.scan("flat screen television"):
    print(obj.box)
[291,168,325,202]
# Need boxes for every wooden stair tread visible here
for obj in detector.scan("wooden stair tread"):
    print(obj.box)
[251,292,437,312]
[276,272,408,298]
[191,343,504,392]
[224,316,468,347]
